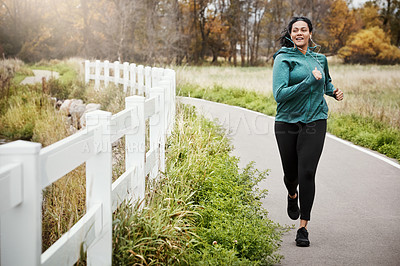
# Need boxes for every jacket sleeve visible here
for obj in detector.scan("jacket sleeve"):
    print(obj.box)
[323,56,336,98]
[272,55,316,103]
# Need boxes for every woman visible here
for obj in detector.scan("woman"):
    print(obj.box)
[272,17,343,247]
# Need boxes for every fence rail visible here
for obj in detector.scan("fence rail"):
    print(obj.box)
[0,61,176,266]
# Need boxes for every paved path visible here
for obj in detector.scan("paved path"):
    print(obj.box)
[179,97,400,266]
[20,69,59,84]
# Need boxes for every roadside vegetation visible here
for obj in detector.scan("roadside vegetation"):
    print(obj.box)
[176,63,400,162]
[113,104,283,265]
[0,58,129,252]
[1,58,284,264]
[1,57,398,264]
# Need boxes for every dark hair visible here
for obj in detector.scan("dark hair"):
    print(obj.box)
[278,17,313,47]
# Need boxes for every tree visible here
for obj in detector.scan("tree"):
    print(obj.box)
[379,0,400,46]
[338,26,400,64]
[205,12,229,63]
[359,1,383,29]
[324,0,359,54]
[0,0,40,56]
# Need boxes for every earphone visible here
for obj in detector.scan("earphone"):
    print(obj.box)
[285,34,326,93]
[286,34,322,65]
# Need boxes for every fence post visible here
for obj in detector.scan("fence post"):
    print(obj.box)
[129,63,136,95]
[85,111,112,266]
[144,66,152,97]
[150,87,166,176]
[0,141,42,266]
[166,69,176,124]
[123,62,129,93]
[159,79,172,134]
[151,67,162,88]
[137,65,144,96]
[85,60,90,84]
[114,61,120,86]
[94,60,101,90]
[125,96,146,202]
[104,60,110,87]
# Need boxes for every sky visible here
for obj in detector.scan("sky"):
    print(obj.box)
[350,0,369,8]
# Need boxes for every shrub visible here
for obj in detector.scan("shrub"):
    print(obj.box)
[338,27,400,64]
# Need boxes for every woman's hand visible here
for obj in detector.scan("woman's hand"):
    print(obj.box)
[333,88,344,101]
[312,67,322,80]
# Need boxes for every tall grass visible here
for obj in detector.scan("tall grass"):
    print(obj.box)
[176,66,273,96]
[0,58,32,87]
[0,58,131,251]
[40,84,128,251]
[112,103,283,265]
[175,64,400,162]
[327,64,400,128]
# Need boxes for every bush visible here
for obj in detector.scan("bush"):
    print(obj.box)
[338,27,400,64]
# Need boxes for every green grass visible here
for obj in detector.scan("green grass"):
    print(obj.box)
[177,65,400,163]
[178,83,276,117]
[328,114,400,161]
[112,104,284,265]
[30,60,80,84]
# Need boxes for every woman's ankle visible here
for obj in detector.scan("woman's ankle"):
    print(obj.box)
[300,219,308,229]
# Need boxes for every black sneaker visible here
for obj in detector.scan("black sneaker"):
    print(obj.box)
[287,191,299,220]
[295,227,310,247]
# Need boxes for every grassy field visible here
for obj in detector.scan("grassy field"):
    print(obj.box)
[175,63,400,162]
[176,64,400,127]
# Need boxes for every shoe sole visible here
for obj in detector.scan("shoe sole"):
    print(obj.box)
[296,240,310,247]
[288,212,300,220]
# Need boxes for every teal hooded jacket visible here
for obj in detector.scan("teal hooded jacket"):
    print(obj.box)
[272,47,336,124]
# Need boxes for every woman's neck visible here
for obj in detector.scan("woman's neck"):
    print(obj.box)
[297,45,308,55]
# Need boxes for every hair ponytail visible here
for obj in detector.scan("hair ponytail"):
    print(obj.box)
[279,30,294,47]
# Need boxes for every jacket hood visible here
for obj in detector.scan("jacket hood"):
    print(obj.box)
[273,46,319,60]
[273,47,298,59]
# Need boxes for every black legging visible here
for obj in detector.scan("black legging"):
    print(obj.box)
[274,119,327,221]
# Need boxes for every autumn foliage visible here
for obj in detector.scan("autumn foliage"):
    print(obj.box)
[0,0,399,65]
[339,27,400,64]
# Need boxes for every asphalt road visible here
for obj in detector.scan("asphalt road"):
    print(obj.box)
[179,97,400,266]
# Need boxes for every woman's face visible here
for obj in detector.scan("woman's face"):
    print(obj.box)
[290,21,311,50]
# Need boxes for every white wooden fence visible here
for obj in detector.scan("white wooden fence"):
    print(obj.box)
[0,61,176,265]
